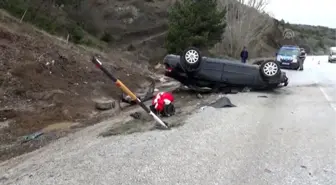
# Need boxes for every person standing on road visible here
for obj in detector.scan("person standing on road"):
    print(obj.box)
[240,46,248,64]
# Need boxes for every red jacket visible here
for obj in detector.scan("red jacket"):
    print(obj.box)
[152,92,174,112]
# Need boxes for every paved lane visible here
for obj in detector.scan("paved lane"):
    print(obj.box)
[1,56,335,185]
[285,55,336,111]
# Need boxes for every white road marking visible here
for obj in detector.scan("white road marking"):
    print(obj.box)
[319,86,336,112]
[309,55,336,112]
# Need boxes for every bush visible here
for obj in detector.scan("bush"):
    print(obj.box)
[165,0,226,54]
[68,25,85,44]
[101,32,113,43]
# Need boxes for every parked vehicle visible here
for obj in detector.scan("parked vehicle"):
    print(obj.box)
[276,45,305,70]
[328,47,336,63]
[163,47,289,91]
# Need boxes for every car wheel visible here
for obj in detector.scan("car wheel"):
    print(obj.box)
[260,60,281,79]
[180,47,202,72]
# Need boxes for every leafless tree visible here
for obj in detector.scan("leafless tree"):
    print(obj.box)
[214,0,273,58]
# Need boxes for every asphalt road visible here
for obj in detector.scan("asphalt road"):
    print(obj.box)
[1,56,335,185]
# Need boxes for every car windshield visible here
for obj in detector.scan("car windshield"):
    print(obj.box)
[278,48,299,56]
[331,50,336,55]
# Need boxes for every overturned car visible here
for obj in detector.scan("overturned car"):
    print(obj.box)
[163,47,289,91]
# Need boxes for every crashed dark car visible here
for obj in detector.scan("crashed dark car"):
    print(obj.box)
[163,47,289,90]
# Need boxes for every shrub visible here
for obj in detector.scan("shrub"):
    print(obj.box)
[165,0,226,54]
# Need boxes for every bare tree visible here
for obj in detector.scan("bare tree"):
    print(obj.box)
[214,0,273,58]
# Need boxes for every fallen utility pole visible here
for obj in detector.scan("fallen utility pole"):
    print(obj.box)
[91,56,169,129]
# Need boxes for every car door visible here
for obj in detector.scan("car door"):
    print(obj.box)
[195,57,224,82]
[219,60,259,85]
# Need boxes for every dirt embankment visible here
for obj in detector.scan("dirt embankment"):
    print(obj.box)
[0,10,153,161]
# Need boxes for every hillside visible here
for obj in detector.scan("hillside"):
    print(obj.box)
[0,9,155,161]
[286,23,336,54]
[1,0,173,64]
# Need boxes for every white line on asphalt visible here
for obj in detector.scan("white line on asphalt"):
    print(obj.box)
[312,65,336,112]
[319,86,336,112]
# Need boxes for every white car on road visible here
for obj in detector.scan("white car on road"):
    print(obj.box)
[328,47,336,63]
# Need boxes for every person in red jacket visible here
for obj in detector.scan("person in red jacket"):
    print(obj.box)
[150,92,175,117]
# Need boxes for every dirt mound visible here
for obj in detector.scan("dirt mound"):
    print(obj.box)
[0,11,150,161]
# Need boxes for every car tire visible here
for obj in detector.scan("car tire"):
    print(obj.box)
[180,47,202,72]
[259,60,281,79]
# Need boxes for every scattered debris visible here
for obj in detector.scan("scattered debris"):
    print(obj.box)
[0,109,17,121]
[300,165,307,169]
[159,77,167,83]
[94,99,116,110]
[199,106,207,111]
[264,168,272,173]
[0,176,9,182]
[21,131,44,143]
[209,97,236,108]
[130,112,143,120]
[0,120,10,130]
[196,93,203,99]
[228,88,239,94]
[154,63,162,69]
[241,87,251,92]
[121,79,155,104]
[258,95,268,98]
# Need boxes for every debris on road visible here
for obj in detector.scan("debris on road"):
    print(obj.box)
[199,96,236,110]
[94,99,116,110]
[209,97,236,108]
[130,112,149,120]
[21,131,44,143]
[0,176,9,183]
[241,87,251,92]
[258,95,268,98]
[120,79,155,105]
[228,88,239,94]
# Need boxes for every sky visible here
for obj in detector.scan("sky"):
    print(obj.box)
[265,0,336,28]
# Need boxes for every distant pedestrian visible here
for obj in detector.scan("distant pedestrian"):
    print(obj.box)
[240,46,248,64]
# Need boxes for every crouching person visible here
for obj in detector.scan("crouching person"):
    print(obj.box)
[149,92,175,117]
